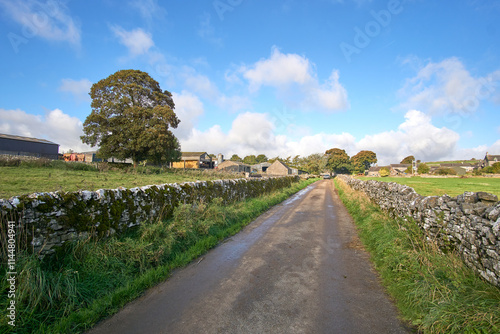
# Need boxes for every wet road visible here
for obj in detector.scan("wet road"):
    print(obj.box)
[87,180,411,334]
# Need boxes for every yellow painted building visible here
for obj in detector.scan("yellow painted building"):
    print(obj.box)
[171,152,213,169]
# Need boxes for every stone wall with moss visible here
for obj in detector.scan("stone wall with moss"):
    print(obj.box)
[0,176,299,256]
[337,175,500,288]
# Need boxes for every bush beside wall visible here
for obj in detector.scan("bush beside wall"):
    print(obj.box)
[337,175,500,288]
[0,176,299,256]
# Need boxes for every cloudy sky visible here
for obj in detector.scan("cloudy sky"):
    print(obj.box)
[1,0,499,164]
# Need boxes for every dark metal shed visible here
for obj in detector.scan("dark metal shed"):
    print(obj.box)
[0,133,59,159]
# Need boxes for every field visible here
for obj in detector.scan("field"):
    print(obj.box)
[360,176,500,198]
[0,163,242,199]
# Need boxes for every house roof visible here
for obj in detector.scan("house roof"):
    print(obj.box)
[268,160,291,171]
[390,164,410,168]
[218,160,250,167]
[180,152,209,160]
[486,154,500,161]
[252,162,272,167]
[0,133,59,146]
[440,163,474,167]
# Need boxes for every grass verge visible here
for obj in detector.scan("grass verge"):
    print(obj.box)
[334,178,500,334]
[0,178,318,334]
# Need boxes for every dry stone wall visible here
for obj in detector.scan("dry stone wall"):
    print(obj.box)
[337,175,500,287]
[0,176,299,256]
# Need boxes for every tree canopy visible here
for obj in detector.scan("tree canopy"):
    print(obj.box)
[230,154,242,162]
[325,148,352,174]
[81,69,181,167]
[243,155,258,165]
[400,155,415,164]
[351,150,377,173]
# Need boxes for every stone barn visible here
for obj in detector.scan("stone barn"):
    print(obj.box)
[0,133,59,159]
[266,160,292,175]
[217,160,251,173]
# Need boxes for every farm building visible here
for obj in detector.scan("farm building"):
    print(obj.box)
[171,152,213,169]
[482,153,500,167]
[217,160,251,173]
[251,162,271,173]
[367,166,384,177]
[390,164,411,175]
[440,163,477,174]
[290,168,307,175]
[0,133,59,159]
[62,151,117,163]
[267,160,292,175]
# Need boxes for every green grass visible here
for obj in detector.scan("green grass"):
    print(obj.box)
[335,179,500,334]
[0,162,242,199]
[0,178,319,334]
[360,176,500,197]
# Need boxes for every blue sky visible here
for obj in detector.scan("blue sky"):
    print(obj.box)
[1,0,499,164]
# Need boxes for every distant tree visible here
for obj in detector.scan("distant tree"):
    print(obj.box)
[230,154,242,162]
[351,150,377,173]
[291,155,301,167]
[243,155,258,165]
[303,153,327,174]
[325,148,352,174]
[400,155,415,164]
[256,154,268,163]
[81,69,180,167]
[417,163,430,174]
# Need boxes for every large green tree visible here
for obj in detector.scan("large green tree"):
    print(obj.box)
[81,70,181,167]
[351,150,377,173]
[325,148,352,174]
[400,155,415,164]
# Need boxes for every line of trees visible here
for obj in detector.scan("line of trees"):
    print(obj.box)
[325,148,377,174]
[224,149,378,175]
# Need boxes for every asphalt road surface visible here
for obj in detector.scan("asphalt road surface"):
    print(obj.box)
[87,180,412,334]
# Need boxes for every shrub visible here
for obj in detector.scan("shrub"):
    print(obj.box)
[417,163,430,174]
[492,162,500,173]
[379,167,390,177]
[435,167,457,175]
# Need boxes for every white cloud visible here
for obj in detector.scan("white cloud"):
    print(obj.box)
[177,66,251,112]
[59,78,92,102]
[238,47,349,112]
[0,108,92,153]
[242,47,314,92]
[111,26,154,56]
[129,0,166,22]
[171,91,205,140]
[0,0,81,46]
[399,57,500,115]
[357,110,460,164]
[197,12,222,46]
[176,109,493,165]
